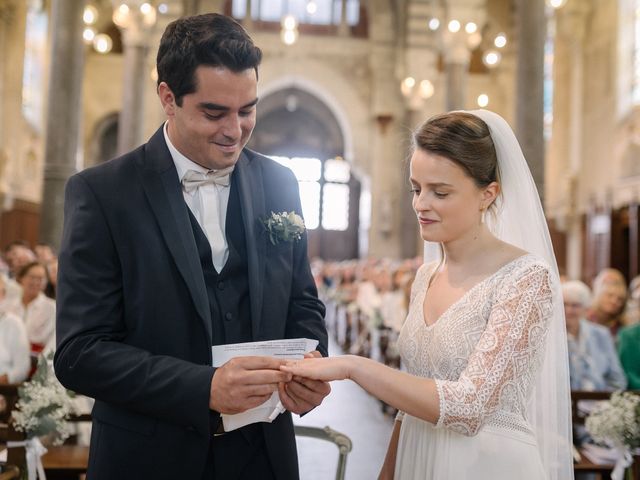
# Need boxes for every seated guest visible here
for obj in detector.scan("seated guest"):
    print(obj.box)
[618,322,640,389]
[34,243,56,264]
[5,261,56,356]
[626,275,640,326]
[0,276,30,384]
[587,268,629,337]
[563,280,627,391]
[2,241,36,303]
[44,258,58,299]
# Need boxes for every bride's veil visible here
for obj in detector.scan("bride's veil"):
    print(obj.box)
[423,109,574,480]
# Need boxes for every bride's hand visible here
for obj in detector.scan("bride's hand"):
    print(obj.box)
[280,355,352,382]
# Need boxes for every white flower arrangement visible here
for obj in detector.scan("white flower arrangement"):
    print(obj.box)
[11,353,76,446]
[585,391,640,450]
[263,211,306,245]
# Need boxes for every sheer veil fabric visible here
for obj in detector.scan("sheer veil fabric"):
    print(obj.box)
[423,109,574,480]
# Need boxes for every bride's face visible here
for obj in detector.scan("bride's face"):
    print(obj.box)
[410,148,489,243]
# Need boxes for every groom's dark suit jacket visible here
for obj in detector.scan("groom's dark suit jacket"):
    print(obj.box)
[54,127,328,480]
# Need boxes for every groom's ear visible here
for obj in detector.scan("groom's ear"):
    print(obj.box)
[158,82,176,116]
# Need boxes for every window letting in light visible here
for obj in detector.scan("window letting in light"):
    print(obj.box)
[270,156,350,231]
[232,0,360,26]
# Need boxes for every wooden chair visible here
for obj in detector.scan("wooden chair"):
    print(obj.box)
[294,425,352,480]
[0,385,19,445]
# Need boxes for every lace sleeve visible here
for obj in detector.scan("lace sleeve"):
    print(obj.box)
[434,262,553,436]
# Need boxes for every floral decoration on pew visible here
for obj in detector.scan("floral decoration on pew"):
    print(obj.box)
[9,352,76,480]
[585,391,640,480]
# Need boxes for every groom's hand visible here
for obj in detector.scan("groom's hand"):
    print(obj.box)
[209,356,292,414]
[278,351,331,415]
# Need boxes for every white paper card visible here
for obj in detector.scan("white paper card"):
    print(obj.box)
[211,338,319,431]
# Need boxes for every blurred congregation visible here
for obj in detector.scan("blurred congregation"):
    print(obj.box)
[1,0,640,478]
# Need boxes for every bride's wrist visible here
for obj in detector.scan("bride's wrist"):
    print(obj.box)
[344,354,364,381]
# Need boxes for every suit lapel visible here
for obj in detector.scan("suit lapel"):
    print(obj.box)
[136,128,213,344]
[235,151,266,340]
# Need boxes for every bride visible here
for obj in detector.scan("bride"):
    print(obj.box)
[282,110,573,479]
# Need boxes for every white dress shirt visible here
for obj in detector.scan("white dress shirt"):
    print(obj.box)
[6,292,56,347]
[0,310,31,383]
[163,122,230,271]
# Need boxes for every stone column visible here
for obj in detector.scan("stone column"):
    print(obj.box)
[368,41,405,259]
[441,1,485,111]
[116,5,155,156]
[557,2,589,280]
[182,0,199,16]
[338,0,349,37]
[514,0,545,200]
[39,0,86,248]
[0,0,15,150]
[243,0,254,30]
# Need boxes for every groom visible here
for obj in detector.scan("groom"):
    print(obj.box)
[54,13,329,480]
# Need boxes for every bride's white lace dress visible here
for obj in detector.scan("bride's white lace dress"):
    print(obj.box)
[395,254,552,479]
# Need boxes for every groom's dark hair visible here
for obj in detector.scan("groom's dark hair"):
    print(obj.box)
[156,13,262,106]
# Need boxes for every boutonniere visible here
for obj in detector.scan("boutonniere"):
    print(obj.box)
[262,211,306,245]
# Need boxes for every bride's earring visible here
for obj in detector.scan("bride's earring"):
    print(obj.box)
[480,208,486,225]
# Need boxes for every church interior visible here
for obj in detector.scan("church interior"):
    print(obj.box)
[1,0,640,479]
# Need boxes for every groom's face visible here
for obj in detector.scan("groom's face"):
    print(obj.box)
[160,65,258,170]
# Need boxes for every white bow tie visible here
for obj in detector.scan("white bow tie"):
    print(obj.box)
[181,167,234,193]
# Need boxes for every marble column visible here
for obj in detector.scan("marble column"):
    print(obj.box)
[116,8,154,156]
[40,0,86,248]
[514,0,545,201]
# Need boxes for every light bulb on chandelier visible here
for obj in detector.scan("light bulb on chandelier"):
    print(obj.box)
[483,50,501,68]
[83,5,98,25]
[494,33,507,48]
[306,1,317,15]
[545,0,567,9]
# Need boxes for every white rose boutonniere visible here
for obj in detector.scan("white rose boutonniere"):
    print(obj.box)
[263,211,306,245]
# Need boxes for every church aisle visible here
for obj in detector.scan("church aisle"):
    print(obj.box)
[294,336,395,480]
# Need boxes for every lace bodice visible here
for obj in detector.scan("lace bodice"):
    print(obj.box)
[397,254,554,437]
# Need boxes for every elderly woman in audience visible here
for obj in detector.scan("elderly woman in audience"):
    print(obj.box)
[0,275,30,384]
[587,268,629,337]
[6,261,56,356]
[563,280,627,391]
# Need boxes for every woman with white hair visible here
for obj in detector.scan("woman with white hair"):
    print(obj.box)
[563,280,626,392]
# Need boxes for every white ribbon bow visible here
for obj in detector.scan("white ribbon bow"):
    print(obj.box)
[7,437,48,480]
[611,447,633,480]
[182,167,234,193]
